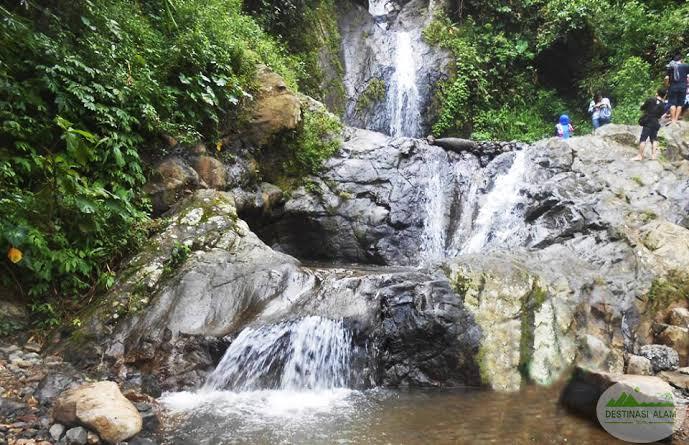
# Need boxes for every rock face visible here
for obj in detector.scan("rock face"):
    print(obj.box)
[338,0,450,136]
[253,128,476,265]
[72,123,689,396]
[74,189,482,390]
[143,156,201,215]
[241,65,302,147]
[53,381,142,444]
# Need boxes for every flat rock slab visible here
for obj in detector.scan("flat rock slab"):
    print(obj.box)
[660,371,689,391]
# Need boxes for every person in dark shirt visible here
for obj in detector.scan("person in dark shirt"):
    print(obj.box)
[634,88,667,161]
[665,53,689,124]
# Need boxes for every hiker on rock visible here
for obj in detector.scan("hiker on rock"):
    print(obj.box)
[665,53,689,124]
[588,92,612,131]
[635,88,667,161]
[556,115,574,139]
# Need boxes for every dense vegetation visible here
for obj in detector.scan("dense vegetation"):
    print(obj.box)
[0,0,338,327]
[425,0,689,141]
[3,0,688,330]
[243,0,346,112]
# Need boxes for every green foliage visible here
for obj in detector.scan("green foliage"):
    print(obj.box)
[426,1,689,140]
[646,270,689,314]
[243,0,345,111]
[290,108,343,175]
[356,78,386,113]
[166,241,191,271]
[258,106,343,191]
[472,90,573,142]
[0,316,24,337]
[0,0,304,316]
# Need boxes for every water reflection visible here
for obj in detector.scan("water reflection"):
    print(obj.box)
[161,384,628,444]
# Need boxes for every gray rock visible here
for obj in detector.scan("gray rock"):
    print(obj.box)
[639,344,680,372]
[627,355,654,376]
[0,397,26,419]
[128,438,157,445]
[35,372,76,403]
[669,307,689,327]
[561,366,674,420]
[64,426,88,445]
[49,423,66,441]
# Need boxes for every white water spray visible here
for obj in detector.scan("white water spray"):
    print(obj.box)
[204,316,352,391]
[421,156,449,262]
[368,0,392,17]
[461,150,528,254]
[389,31,421,137]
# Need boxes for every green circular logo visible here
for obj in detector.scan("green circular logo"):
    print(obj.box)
[596,378,684,443]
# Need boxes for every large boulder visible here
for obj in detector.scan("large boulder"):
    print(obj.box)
[143,157,201,215]
[53,381,142,444]
[561,366,674,420]
[444,254,578,391]
[191,155,227,190]
[242,65,302,147]
[639,344,680,373]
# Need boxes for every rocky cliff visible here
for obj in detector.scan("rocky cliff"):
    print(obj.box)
[66,122,689,396]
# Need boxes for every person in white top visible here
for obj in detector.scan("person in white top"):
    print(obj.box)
[588,92,612,131]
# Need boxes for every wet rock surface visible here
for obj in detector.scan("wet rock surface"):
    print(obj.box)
[338,0,450,136]
[66,124,689,398]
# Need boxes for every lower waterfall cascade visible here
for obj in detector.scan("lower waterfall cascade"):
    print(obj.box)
[204,316,353,392]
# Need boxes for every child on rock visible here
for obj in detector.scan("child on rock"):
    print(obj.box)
[556,115,574,139]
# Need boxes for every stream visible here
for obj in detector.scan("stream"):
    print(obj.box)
[161,385,624,445]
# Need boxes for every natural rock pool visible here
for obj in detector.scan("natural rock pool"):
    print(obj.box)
[160,385,625,444]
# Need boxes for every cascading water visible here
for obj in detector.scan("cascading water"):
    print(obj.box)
[162,316,357,425]
[421,155,450,262]
[388,31,421,137]
[461,150,528,254]
[204,316,352,391]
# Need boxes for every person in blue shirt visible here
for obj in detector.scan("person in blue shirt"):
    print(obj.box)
[556,115,574,139]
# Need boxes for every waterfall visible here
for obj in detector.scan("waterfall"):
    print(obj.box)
[204,316,353,391]
[421,156,449,262]
[461,150,528,254]
[368,0,392,17]
[389,31,421,137]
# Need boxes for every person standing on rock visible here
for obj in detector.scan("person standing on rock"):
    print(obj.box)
[635,88,667,161]
[665,53,689,124]
[588,92,612,131]
[556,115,574,139]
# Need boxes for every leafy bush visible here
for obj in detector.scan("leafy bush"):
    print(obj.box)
[472,90,574,142]
[243,0,345,110]
[289,107,343,175]
[0,0,304,314]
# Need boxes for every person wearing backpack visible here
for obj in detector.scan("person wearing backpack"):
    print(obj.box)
[588,92,612,131]
[556,115,574,139]
[665,53,689,124]
[634,88,667,161]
